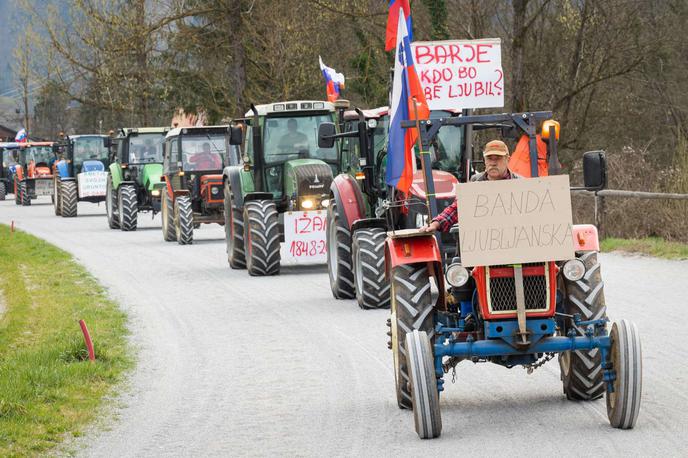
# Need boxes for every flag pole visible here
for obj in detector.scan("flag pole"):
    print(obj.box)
[411,97,438,221]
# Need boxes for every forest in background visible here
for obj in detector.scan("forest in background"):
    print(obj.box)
[12,0,688,241]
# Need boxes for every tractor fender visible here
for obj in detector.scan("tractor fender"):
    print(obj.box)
[223,165,245,208]
[56,160,70,178]
[351,218,386,233]
[173,189,190,198]
[244,192,273,203]
[572,224,600,252]
[15,166,24,180]
[330,174,365,230]
[108,163,124,189]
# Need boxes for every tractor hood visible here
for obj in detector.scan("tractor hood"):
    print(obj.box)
[284,159,333,200]
[140,163,163,191]
[409,170,459,201]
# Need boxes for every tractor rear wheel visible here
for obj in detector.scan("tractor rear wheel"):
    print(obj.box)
[243,200,280,276]
[559,251,607,400]
[224,181,245,269]
[352,228,390,309]
[0,181,5,200]
[606,319,642,429]
[20,181,31,206]
[327,200,355,299]
[53,179,62,216]
[389,263,436,410]
[161,191,176,242]
[118,184,138,231]
[174,195,193,245]
[60,181,78,217]
[14,180,20,205]
[106,175,120,229]
[406,330,442,439]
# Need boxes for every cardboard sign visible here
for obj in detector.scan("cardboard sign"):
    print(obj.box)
[411,38,504,111]
[281,210,327,265]
[77,171,107,197]
[34,178,53,196]
[456,175,574,267]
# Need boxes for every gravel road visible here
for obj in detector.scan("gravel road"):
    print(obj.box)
[1,197,687,457]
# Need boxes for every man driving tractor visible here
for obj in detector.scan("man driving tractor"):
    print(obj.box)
[420,139,521,233]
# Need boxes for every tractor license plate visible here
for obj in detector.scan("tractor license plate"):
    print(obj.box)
[77,172,108,197]
[35,179,53,196]
[281,210,327,265]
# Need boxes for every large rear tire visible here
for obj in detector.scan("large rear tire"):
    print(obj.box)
[161,191,176,242]
[559,251,607,400]
[0,181,6,200]
[60,181,78,217]
[224,181,246,269]
[406,330,442,439]
[243,200,280,276]
[327,200,355,299]
[53,179,62,216]
[20,181,31,206]
[606,319,642,429]
[389,263,436,410]
[174,195,193,245]
[118,184,138,231]
[352,228,390,309]
[106,175,120,229]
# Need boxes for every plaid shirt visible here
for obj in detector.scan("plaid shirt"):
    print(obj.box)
[432,170,520,232]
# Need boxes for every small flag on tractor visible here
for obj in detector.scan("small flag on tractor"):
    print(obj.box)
[385,0,412,52]
[319,56,345,103]
[15,128,27,143]
[386,10,429,194]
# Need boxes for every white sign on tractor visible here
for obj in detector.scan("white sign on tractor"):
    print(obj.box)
[411,38,504,111]
[77,171,108,197]
[281,210,327,265]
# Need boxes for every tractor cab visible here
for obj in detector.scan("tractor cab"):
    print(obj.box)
[160,125,237,244]
[0,142,22,200]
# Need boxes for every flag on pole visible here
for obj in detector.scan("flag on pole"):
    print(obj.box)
[15,128,27,143]
[319,56,345,102]
[386,10,429,194]
[385,0,412,52]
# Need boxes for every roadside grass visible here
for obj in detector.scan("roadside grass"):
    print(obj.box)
[0,224,131,456]
[601,237,688,260]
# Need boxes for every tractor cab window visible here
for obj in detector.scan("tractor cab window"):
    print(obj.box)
[181,134,226,172]
[262,113,337,164]
[164,138,180,172]
[25,146,53,166]
[73,136,109,169]
[128,133,164,164]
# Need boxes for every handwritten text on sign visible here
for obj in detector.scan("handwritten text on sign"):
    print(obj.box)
[77,171,108,198]
[281,211,327,264]
[411,38,503,111]
[456,175,574,267]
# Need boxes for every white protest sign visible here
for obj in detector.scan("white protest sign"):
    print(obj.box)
[411,38,504,111]
[77,171,108,197]
[280,210,327,265]
[456,175,574,267]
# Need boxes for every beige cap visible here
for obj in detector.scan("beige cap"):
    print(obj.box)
[483,140,509,157]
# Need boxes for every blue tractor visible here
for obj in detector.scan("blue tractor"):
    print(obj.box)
[385,111,642,438]
[53,134,111,217]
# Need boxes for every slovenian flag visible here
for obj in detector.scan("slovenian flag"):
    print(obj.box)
[385,0,412,52]
[386,10,429,194]
[15,128,27,143]
[319,56,345,103]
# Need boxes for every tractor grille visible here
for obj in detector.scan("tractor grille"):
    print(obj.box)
[486,263,550,314]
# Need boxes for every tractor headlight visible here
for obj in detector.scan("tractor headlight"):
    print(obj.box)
[211,186,220,195]
[415,213,428,228]
[321,198,330,208]
[301,199,314,210]
[446,263,470,287]
[151,189,161,197]
[563,259,586,281]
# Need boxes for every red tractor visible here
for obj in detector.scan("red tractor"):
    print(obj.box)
[12,142,55,206]
[386,111,642,438]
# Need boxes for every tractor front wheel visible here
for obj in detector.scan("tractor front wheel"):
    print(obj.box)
[60,181,78,217]
[389,263,436,410]
[174,195,193,245]
[106,176,120,229]
[559,251,607,400]
[327,200,355,299]
[0,181,6,200]
[118,184,138,231]
[606,319,642,429]
[406,330,442,439]
[224,181,246,269]
[352,228,390,309]
[243,200,280,276]
[53,179,62,216]
[161,191,176,242]
[19,181,31,206]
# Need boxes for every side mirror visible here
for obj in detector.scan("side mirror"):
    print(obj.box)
[318,122,336,149]
[52,144,60,153]
[228,126,243,146]
[582,150,607,190]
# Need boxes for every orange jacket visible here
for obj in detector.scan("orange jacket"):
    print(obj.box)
[508,134,549,177]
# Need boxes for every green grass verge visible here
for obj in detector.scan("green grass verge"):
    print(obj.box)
[0,224,131,456]
[601,237,688,260]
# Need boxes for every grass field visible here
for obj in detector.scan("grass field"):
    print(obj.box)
[601,237,688,260]
[0,224,131,456]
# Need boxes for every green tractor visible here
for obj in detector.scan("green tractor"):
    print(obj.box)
[223,100,340,276]
[160,125,238,245]
[106,127,168,231]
